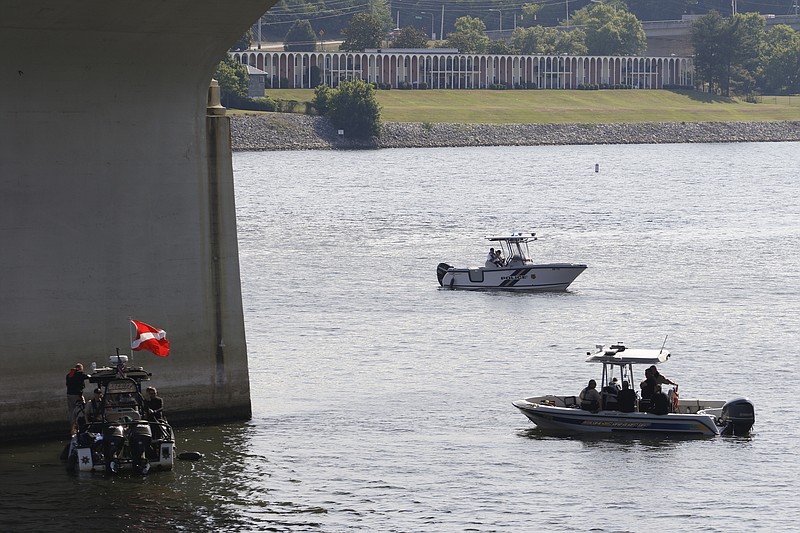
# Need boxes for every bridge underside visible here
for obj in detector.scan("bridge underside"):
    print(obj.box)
[0,1,276,441]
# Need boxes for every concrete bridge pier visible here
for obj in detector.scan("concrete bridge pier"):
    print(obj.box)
[0,1,277,441]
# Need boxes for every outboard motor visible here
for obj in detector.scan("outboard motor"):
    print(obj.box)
[103,424,125,473]
[129,421,153,475]
[719,397,755,436]
[437,263,452,286]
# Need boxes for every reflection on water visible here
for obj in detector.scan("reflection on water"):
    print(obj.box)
[517,427,710,448]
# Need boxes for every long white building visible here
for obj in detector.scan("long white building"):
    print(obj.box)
[232,49,693,90]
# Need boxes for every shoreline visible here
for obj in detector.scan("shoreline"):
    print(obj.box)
[230,113,800,151]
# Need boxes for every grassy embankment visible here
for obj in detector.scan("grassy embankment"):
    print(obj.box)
[251,89,800,124]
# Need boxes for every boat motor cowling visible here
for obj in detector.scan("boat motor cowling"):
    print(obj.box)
[719,397,755,436]
[129,421,153,473]
[437,263,452,286]
[103,424,125,473]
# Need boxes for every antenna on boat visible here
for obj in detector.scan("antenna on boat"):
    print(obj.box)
[659,334,668,354]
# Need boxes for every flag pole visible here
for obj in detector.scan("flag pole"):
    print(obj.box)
[128,316,134,367]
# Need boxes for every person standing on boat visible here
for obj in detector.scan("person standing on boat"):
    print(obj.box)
[71,396,88,432]
[579,379,602,412]
[648,365,678,389]
[85,388,104,423]
[639,367,657,411]
[617,380,637,413]
[66,363,91,425]
[144,386,164,421]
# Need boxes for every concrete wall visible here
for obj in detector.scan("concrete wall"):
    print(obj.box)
[0,0,277,441]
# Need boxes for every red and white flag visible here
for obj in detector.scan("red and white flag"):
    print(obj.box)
[131,319,170,357]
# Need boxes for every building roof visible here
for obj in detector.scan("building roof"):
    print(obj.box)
[245,65,268,75]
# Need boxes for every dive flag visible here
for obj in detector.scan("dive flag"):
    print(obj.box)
[131,319,170,357]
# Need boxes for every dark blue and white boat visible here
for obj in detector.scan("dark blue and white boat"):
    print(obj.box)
[437,233,586,291]
[512,344,755,437]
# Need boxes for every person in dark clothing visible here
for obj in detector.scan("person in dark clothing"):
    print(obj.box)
[85,388,104,423]
[650,384,671,415]
[639,367,656,399]
[71,396,88,433]
[143,386,164,421]
[639,367,656,412]
[617,380,637,413]
[66,363,91,425]
[579,379,601,412]
[648,365,678,389]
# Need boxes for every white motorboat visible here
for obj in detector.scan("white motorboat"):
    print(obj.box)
[512,343,755,437]
[437,233,586,291]
[63,354,175,474]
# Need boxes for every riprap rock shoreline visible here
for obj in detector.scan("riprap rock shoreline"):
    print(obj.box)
[230,113,800,151]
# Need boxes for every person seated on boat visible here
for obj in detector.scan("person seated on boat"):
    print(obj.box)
[144,386,164,422]
[579,379,602,412]
[493,248,505,267]
[85,388,104,423]
[601,378,620,410]
[485,248,498,268]
[617,380,637,413]
[603,377,620,393]
[650,384,671,415]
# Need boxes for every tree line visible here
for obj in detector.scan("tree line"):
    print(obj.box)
[216,3,799,139]
[243,0,795,45]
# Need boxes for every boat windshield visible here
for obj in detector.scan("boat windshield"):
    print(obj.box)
[487,234,536,263]
[600,362,635,391]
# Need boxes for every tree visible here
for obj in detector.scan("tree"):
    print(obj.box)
[446,16,490,54]
[214,55,249,106]
[326,79,381,138]
[284,19,317,52]
[568,3,646,56]
[391,26,429,49]
[691,11,726,93]
[340,13,384,52]
[512,26,587,55]
[487,40,519,55]
[728,12,766,95]
[758,25,800,95]
[691,11,765,96]
[367,0,392,32]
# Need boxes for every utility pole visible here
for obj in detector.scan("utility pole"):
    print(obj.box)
[441,4,445,40]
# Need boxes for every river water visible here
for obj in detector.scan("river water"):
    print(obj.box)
[2,142,799,532]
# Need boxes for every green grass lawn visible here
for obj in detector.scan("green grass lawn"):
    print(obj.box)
[258,88,800,124]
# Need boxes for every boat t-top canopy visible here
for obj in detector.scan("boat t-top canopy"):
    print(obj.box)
[585,344,670,365]
[486,232,537,243]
